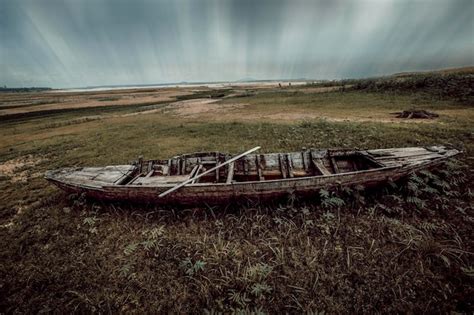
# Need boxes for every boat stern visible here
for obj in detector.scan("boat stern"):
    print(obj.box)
[45,165,137,191]
[432,146,461,157]
[368,145,461,168]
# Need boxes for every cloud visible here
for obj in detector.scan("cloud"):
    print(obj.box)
[1,0,473,87]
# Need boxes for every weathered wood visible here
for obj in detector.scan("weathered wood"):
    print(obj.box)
[375,151,441,160]
[181,158,186,175]
[310,149,327,159]
[201,160,216,165]
[286,154,294,178]
[45,146,460,205]
[145,170,154,178]
[189,165,199,178]
[191,165,203,184]
[226,162,235,184]
[357,151,385,167]
[177,158,181,175]
[256,155,264,181]
[302,151,307,171]
[216,162,221,182]
[330,156,340,174]
[312,158,331,176]
[279,154,287,179]
[158,146,261,198]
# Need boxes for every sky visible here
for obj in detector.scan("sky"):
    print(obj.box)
[1,0,473,88]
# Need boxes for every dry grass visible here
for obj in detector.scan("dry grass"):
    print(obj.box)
[0,76,473,313]
[0,87,199,117]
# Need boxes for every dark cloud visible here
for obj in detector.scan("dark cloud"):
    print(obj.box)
[1,0,473,88]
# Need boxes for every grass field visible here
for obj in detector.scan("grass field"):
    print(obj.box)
[0,71,473,313]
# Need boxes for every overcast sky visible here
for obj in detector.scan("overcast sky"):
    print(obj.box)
[1,0,473,88]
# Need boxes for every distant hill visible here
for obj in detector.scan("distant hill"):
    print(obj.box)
[392,66,474,77]
[307,65,473,103]
[0,87,52,93]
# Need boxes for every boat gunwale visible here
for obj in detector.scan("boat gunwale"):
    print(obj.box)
[45,147,461,192]
[102,165,403,189]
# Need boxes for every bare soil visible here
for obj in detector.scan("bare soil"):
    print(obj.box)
[0,155,45,182]
[165,98,247,117]
[0,88,194,116]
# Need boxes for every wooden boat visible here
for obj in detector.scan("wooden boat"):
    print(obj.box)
[45,146,459,205]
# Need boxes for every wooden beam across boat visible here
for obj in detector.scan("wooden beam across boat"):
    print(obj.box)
[191,165,203,184]
[312,158,332,176]
[278,153,287,179]
[330,156,340,174]
[286,154,294,178]
[226,162,235,184]
[44,146,461,205]
[256,155,264,181]
[158,146,261,198]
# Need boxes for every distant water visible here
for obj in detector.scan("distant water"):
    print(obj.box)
[53,80,307,93]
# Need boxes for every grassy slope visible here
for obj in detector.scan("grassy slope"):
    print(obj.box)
[0,83,473,313]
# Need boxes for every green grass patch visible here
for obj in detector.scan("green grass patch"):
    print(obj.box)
[0,88,472,313]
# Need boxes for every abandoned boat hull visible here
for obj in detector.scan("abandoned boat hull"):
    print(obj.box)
[45,146,460,205]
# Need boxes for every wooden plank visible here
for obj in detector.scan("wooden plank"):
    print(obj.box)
[310,149,327,159]
[256,155,264,181]
[158,146,261,198]
[145,170,154,178]
[279,154,287,179]
[177,158,181,175]
[302,151,307,171]
[286,154,294,178]
[201,161,217,165]
[357,151,385,167]
[328,150,357,157]
[111,167,136,185]
[216,162,220,182]
[308,150,314,174]
[375,151,435,160]
[191,165,203,184]
[369,147,425,154]
[226,162,235,184]
[189,165,199,178]
[181,158,186,175]
[312,158,332,175]
[133,175,190,185]
[114,173,132,185]
[243,157,248,175]
[368,147,428,159]
[330,157,340,173]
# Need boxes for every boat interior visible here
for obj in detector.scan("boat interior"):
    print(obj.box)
[45,146,457,189]
[122,149,385,186]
